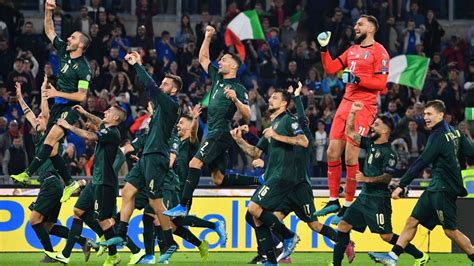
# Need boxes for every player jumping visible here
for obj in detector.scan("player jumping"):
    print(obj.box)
[164,25,252,218]
[11,0,93,203]
[332,101,428,266]
[316,15,390,222]
[369,100,474,266]
[102,52,181,263]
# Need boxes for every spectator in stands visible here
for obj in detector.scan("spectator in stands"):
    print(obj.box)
[305,67,323,95]
[248,84,266,132]
[176,39,197,76]
[0,38,15,82]
[322,73,344,96]
[320,94,336,126]
[175,14,195,48]
[351,0,367,23]
[0,85,8,114]
[257,42,278,92]
[423,10,444,58]
[63,142,80,175]
[0,0,24,44]
[267,28,280,58]
[156,30,177,64]
[268,0,287,28]
[15,21,43,60]
[385,100,401,126]
[405,2,424,28]
[88,0,105,24]
[404,119,426,165]
[107,10,126,36]
[384,16,401,56]
[6,58,32,96]
[109,26,129,60]
[442,36,468,73]
[314,120,328,177]
[436,78,459,114]
[195,11,212,47]
[2,136,27,175]
[74,5,92,35]
[52,5,73,40]
[325,7,345,55]
[280,17,296,51]
[279,60,303,88]
[110,71,132,101]
[97,10,111,38]
[85,95,102,117]
[289,43,311,78]
[131,25,154,55]
[391,137,410,177]
[337,25,354,56]
[402,19,423,55]
[86,24,106,64]
[136,0,159,38]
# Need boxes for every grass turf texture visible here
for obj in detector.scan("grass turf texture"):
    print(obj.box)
[0,252,467,265]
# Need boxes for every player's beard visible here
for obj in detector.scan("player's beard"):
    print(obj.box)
[370,131,381,141]
[354,32,367,44]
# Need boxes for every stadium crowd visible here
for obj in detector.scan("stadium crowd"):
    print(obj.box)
[0,0,474,179]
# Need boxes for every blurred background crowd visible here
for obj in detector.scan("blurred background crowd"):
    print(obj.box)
[0,0,474,180]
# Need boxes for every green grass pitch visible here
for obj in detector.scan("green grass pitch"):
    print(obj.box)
[0,252,467,265]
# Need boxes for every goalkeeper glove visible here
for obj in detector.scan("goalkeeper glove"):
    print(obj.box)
[342,70,360,84]
[317,31,331,52]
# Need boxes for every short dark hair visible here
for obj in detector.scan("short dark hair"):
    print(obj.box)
[112,104,127,123]
[274,88,292,106]
[161,30,170,37]
[77,31,91,50]
[360,14,379,31]
[25,21,33,26]
[425,100,446,114]
[466,156,474,167]
[165,73,183,92]
[377,114,395,132]
[181,114,193,122]
[227,52,242,68]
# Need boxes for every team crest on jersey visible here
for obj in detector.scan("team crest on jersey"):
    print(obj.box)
[172,143,179,150]
[100,128,108,134]
[68,60,71,64]
[86,74,91,81]
[272,121,280,130]
[382,59,388,66]
[73,64,78,69]
[388,159,396,167]
[291,122,299,130]
[363,52,370,59]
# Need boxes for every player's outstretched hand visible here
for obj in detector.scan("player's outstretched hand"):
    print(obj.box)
[294,81,303,96]
[350,101,364,113]
[15,82,22,99]
[45,0,56,11]
[391,187,403,200]
[43,83,58,99]
[252,159,265,168]
[317,31,331,49]
[230,127,243,141]
[73,105,86,114]
[205,26,216,39]
[57,118,70,129]
[124,51,142,65]
[240,125,249,134]
[191,104,202,119]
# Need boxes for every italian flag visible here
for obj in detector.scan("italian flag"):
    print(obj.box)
[387,55,430,90]
[466,108,474,121]
[290,11,301,30]
[224,10,265,61]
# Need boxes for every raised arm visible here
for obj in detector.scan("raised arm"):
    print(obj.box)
[190,104,202,144]
[44,0,57,42]
[40,77,49,119]
[16,82,37,129]
[199,26,215,73]
[72,105,101,126]
[231,127,263,159]
[43,83,87,102]
[57,119,98,141]
[345,101,364,146]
